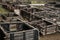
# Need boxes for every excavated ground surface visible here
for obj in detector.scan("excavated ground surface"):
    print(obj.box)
[40,33,60,40]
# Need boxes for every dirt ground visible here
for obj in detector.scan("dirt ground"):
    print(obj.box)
[40,33,60,40]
